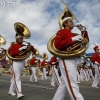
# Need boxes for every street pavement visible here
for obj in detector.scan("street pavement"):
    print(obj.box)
[0,74,100,100]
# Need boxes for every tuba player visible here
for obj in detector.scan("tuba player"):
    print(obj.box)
[29,54,38,82]
[52,17,89,100]
[8,34,35,99]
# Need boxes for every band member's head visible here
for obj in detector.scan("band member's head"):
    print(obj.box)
[62,17,74,30]
[93,46,99,52]
[16,33,23,44]
[32,54,36,58]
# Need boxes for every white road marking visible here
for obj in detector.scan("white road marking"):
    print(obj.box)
[0,79,54,89]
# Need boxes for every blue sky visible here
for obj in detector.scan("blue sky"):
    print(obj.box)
[0,0,100,60]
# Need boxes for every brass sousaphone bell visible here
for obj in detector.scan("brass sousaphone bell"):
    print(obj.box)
[58,1,79,29]
[0,35,6,61]
[41,53,49,68]
[47,2,89,58]
[43,53,48,60]
[0,35,6,45]
[6,22,38,60]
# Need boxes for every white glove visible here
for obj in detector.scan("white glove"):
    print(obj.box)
[35,61,38,63]
[19,46,27,51]
[52,62,56,64]
[75,23,86,31]
[45,63,47,65]
[95,61,99,65]
[0,50,2,54]
[72,35,83,42]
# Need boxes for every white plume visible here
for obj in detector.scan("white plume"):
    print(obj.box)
[94,42,99,46]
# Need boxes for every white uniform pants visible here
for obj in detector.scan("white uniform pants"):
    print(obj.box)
[41,68,47,79]
[88,69,94,80]
[85,69,90,80]
[84,70,88,81]
[9,60,25,93]
[92,64,100,87]
[30,67,37,82]
[51,65,61,86]
[52,59,84,100]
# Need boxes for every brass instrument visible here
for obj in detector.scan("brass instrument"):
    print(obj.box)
[41,53,49,68]
[41,62,49,68]
[58,1,79,29]
[6,22,37,60]
[43,53,48,60]
[47,2,89,59]
[29,63,38,67]
[29,49,40,67]
[0,35,6,61]
[0,35,6,45]
[7,58,12,65]
[32,48,39,57]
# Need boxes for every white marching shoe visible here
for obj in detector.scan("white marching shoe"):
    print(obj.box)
[51,84,55,87]
[77,81,81,83]
[8,90,16,96]
[34,80,38,83]
[92,86,99,88]
[45,78,48,80]
[17,93,24,99]
[29,80,33,82]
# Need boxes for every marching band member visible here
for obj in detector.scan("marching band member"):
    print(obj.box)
[87,58,94,80]
[0,48,6,68]
[8,35,35,99]
[50,56,61,87]
[52,17,89,100]
[0,48,3,76]
[0,49,3,68]
[91,45,100,88]
[41,57,48,80]
[29,54,38,82]
[88,67,94,80]
[84,66,89,81]
[85,58,92,81]
[78,58,84,81]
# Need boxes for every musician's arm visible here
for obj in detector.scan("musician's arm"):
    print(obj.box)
[9,44,20,56]
[54,31,74,50]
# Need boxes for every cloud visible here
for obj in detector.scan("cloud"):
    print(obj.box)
[0,0,100,60]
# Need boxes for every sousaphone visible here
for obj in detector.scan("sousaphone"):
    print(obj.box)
[6,22,38,60]
[0,35,6,61]
[42,53,49,68]
[47,2,89,58]
[43,53,48,60]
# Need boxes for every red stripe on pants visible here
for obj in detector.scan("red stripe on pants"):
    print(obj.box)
[62,60,76,100]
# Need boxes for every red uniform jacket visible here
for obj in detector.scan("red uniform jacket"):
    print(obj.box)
[54,29,89,51]
[41,60,48,68]
[91,52,100,64]
[9,43,35,56]
[30,58,37,67]
[49,56,57,65]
